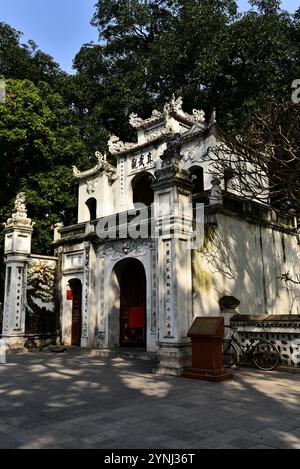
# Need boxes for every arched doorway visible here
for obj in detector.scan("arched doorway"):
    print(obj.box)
[190,165,206,211]
[190,166,204,196]
[132,172,154,207]
[86,197,97,221]
[111,259,147,347]
[69,279,82,346]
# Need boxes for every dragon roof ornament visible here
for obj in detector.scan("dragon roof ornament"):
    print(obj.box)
[108,96,209,156]
[107,135,138,155]
[128,95,206,131]
[164,95,206,126]
[129,109,164,129]
[73,151,118,185]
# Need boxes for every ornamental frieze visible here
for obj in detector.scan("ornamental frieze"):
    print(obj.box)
[97,239,154,261]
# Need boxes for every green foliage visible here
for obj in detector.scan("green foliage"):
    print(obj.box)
[70,0,300,138]
[249,0,281,14]
[0,79,89,254]
[0,1,300,271]
[0,22,65,88]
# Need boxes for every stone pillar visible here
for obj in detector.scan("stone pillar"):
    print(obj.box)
[152,133,195,375]
[219,296,241,329]
[1,193,33,347]
[81,241,91,348]
[209,178,223,205]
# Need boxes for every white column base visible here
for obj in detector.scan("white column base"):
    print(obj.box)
[155,342,192,376]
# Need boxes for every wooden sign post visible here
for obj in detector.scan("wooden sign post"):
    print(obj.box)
[182,317,233,382]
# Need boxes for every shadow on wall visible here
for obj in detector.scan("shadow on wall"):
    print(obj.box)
[193,220,300,316]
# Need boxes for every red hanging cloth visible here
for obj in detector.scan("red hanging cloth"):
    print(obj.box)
[128,307,145,329]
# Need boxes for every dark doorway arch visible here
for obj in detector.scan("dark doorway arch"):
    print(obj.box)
[112,258,147,347]
[69,279,82,346]
[190,166,204,196]
[190,165,206,209]
[86,197,97,221]
[132,172,154,207]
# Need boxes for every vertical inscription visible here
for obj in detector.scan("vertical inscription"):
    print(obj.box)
[3,267,11,333]
[152,248,157,331]
[82,243,90,338]
[99,258,105,332]
[14,266,23,331]
[163,240,174,338]
[119,158,125,206]
[21,265,28,331]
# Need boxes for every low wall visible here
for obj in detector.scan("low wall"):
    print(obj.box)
[231,315,300,367]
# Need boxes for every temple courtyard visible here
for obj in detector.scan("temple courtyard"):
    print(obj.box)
[0,350,299,449]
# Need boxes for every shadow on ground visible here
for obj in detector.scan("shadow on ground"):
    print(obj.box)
[0,351,299,449]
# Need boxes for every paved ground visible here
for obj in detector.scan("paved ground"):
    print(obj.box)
[0,351,299,449]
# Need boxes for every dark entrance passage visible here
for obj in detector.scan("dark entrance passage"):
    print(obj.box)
[119,259,146,347]
[132,172,154,207]
[69,279,82,346]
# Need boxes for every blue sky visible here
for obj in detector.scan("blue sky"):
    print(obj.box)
[0,0,299,74]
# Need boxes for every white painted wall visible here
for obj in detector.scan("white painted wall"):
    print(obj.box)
[78,172,117,223]
[76,132,222,224]
[193,214,300,319]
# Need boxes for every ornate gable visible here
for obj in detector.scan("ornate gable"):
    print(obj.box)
[108,95,209,157]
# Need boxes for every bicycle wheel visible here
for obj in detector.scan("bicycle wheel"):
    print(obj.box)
[252,342,280,371]
[222,339,237,368]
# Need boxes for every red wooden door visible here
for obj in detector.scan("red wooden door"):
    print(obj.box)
[120,260,146,347]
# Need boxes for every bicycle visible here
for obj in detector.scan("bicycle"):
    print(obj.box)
[222,326,280,371]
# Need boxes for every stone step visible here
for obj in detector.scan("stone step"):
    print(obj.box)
[66,346,159,362]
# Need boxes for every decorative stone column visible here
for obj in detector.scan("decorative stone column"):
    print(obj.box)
[1,193,33,347]
[152,133,195,375]
[209,178,223,205]
[219,296,241,329]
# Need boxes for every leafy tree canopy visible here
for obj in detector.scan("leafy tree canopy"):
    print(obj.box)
[0,22,65,88]
[0,79,89,254]
[71,0,299,139]
[0,1,300,263]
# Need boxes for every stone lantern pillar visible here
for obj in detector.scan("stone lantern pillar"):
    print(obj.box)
[152,133,195,375]
[1,193,33,347]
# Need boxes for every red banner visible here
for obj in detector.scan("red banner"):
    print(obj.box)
[128,307,145,329]
[67,289,73,301]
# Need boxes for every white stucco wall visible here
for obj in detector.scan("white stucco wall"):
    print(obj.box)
[78,172,117,223]
[76,132,224,225]
[193,214,300,319]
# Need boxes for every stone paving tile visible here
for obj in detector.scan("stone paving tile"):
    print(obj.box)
[0,433,22,449]
[143,434,172,446]
[159,429,204,444]
[227,438,263,449]
[217,444,238,449]
[58,422,104,438]
[157,438,196,450]
[12,429,74,446]
[0,352,299,449]
[81,433,112,445]
[195,429,257,449]
[289,427,300,437]
[91,439,137,449]
[251,432,300,449]
[248,444,277,449]
[257,430,299,449]
[56,439,98,449]
[193,429,221,440]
